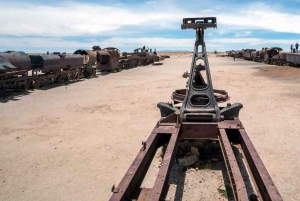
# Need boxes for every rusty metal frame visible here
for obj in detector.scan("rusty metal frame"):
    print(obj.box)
[109,114,180,201]
[219,129,248,200]
[239,129,282,201]
[109,17,282,201]
[110,116,283,201]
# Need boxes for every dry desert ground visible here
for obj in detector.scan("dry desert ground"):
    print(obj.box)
[1,55,300,201]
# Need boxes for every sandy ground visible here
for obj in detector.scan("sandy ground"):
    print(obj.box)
[1,56,300,201]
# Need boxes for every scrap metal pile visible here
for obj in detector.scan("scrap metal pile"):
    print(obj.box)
[0,46,168,98]
[226,47,300,67]
[109,17,283,201]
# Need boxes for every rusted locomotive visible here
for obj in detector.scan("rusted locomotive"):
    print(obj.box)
[250,50,260,61]
[0,51,95,97]
[1,44,161,98]
[134,47,155,65]
[243,49,256,60]
[261,47,282,64]
[121,46,156,67]
[75,45,159,71]
[74,46,121,73]
[227,46,300,68]
[0,51,86,96]
[0,51,30,96]
[29,53,85,88]
[119,51,141,69]
[283,53,300,67]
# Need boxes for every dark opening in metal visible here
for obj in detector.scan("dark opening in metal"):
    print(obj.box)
[190,94,210,106]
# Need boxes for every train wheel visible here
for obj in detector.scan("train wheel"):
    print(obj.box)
[69,74,75,81]
[20,84,26,91]
[50,78,55,85]
[34,81,40,89]
[74,72,79,80]
[55,76,62,83]
[92,69,96,77]
[65,75,71,82]
[84,70,91,78]
[14,85,20,92]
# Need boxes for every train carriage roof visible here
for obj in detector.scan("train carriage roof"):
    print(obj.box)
[270,47,283,51]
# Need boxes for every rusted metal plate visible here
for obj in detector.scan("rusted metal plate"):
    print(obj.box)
[285,53,300,65]
[219,129,248,201]
[181,122,218,139]
[153,126,179,134]
[239,129,283,201]
[181,17,217,29]
[149,133,180,200]
[172,88,229,104]
[218,118,244,129]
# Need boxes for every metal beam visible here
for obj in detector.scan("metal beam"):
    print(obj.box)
[219,129,248,201]
[149,133,180,200]
[239,129,283,201]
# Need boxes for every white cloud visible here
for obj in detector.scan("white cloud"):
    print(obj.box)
[0,37,91,48]
[213,3,300,34]
[0,1,299,52]
[233,31,252,37]
[0,1,188,37]
[1,1,300,37]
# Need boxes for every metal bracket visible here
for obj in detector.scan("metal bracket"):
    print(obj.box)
[111,185,119,193]
[141,141,147,151]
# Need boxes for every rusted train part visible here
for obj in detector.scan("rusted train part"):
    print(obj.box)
[73,48,97,77]
[121,46,156,68]
[284,53,300,67]
[154,50,170,62]
[161,55,170,59]
[109,17,282,201]
[228,50,243,58]
[0,50,88,97]
[119,51,141,69]
[172,88,229,104]
[0,51,30,97]
[134,46,155,65]
[243,49,256,60]
[250,50,261,62]
[263,47,282,64]
[29,52,83,88]
[152,62,163,66]
[271,53,286,66]
[99,47,121,72]
[182,71,189,78]
[74,46,121,73]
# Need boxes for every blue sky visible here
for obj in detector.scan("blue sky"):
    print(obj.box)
[0,0,300,52]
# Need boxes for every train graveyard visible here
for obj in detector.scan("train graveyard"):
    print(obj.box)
[1,55,299,200]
